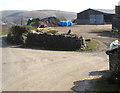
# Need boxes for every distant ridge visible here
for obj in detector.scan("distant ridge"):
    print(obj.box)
[0,10,77,25]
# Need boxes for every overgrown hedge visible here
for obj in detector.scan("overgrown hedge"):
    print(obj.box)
[7,25,34,44]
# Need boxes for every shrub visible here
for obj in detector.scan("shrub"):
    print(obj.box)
[7,25,35,45]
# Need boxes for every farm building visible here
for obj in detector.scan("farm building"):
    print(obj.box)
[112,2,120,32]
[77,8,115,25]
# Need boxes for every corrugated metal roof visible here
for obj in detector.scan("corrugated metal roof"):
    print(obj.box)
[93,9,115,14]
[78,8,115,14]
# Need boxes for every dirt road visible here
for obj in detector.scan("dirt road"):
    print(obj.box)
[1,25,118,91]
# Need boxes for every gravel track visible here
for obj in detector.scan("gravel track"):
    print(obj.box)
[1,25,118,91]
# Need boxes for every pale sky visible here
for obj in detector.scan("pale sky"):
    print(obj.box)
[0,0,120,12]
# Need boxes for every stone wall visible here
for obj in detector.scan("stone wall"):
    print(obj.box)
[106,47,120,78]
[25,32,84,50]
[7,25,85,50]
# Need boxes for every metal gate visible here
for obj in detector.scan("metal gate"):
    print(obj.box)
[90,14,104,24]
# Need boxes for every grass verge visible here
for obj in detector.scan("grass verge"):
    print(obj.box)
[84,39,100,50]
[79,38,100,51]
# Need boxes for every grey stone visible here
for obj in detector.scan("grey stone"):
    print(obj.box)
[106,47,120,79]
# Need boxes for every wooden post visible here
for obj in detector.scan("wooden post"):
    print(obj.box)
[21,16,23,25]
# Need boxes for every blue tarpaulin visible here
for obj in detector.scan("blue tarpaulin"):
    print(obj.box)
[59,21,73,26]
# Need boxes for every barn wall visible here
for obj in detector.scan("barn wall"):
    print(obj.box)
[104,14,114,24]
[77,19,90,24]
[77,9,104,19]
[77,12,89,19]
[77,9,103,25]
[77,9,114,25]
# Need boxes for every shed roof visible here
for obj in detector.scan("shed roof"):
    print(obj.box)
[94,9,115,14]
[78,8,115,14]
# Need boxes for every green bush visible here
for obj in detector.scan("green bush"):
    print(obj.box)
[7,25,35,44]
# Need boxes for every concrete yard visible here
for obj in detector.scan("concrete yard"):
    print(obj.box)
[1,25,118,91]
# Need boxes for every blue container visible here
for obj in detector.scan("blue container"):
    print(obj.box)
[59,21,73,26]
[68,21,72,26]
[59,21,63,26]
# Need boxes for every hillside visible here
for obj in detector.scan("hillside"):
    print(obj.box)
[0,10,77,25]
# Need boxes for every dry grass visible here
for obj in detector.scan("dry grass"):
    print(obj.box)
[37,27,58,34]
